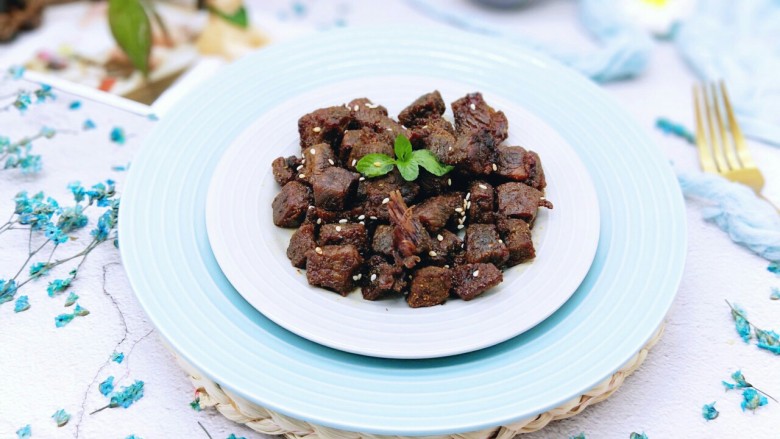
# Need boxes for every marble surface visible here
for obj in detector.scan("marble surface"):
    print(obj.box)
[1,1,778,437]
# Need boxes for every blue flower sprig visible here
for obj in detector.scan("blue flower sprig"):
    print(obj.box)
[0,181,120,308]
[91,380,145,414]
[722,370,776,409]
[0,126,58,174]
[726,300,780,355]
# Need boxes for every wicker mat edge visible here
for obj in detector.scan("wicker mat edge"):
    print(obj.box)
[177,324,664,439]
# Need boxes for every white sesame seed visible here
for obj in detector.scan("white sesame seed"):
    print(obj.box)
[540,197,546,201]
[422,125,428,129]
[316,218,322,224]
[298,173,306,179]
[335,226,342,232]
[328,159,335,165]
[479,184,487,190]
[296,165,303,171]
[310,148,316,155]
[353,274,362,281]
[301,159,306,164]
[473,270,479,277]
[444,265,450,268]
[359,177,365,181]
[339,219,348,224]
[358,215,365,220]
[492,163,497,171]
[344,103,351,110]
[466,201,472,209]
[352,159,357,167]
[370,273,377,282]
[465,193,471,201]
[315,247,323,255]
[429,251,437,257]
[457,224,464,229]
[447,178,452,186]
[308,205,314,209]
[458,217,465,224]
[386,128,392,131]
[366,103,379,109]
[454,207,463,213]
[370,216,378,220]
[448,146,453,151]
[382,197,389,204]
[470,103,476,111]
[498,239,503,243]
[359,221,365,225]
[437,234,444,241]
[312,127,322,133]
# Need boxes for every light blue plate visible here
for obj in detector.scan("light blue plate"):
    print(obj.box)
[120,28,686,435]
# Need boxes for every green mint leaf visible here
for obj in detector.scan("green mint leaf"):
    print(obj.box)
[108,0,152,76]
[207,5,249,29]
[411,149,454,176]
[396,160,419,181]
[394,134,413,163]
[356,153,395,178]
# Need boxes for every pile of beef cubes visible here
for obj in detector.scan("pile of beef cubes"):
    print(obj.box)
[271,91,552,308]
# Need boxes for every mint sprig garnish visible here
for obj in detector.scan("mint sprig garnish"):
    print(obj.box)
[356,134,454,181]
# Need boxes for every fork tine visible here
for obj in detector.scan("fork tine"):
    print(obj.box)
[693,85,717,173]
[719,81,756,168]
[703,83,729,172]
[710,83,741,170]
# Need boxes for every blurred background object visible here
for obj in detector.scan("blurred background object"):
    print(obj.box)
[196,0,269,59]
[0,0,45,42]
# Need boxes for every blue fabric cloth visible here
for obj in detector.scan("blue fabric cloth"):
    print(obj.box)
[678,172,780,262]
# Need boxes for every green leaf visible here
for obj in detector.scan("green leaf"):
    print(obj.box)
[108,0,152,76]
[356,153,395,178]
[411,149,454,176]
[396,160,419,181]
[207,4,249,29]
[394,134,412,163]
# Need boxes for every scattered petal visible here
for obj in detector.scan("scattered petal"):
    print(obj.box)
[741,388,768,411]
[722,381,736,391]
[16,424,31,438]
[226,435,246,439]
[110,127,126,145]
[99,376,115,396]
[125,435,143,439]
[51,408,70,427]
[9,65,25,79]
[769,262,779,275]
[147,113,159,121]
[47,277,72,297]
[755,328,780,355]
[701,402,719,421]
[730,304,751,342]
[770,287,780,300]
[655,117,695,144]
[64,292,79,307]
[111,352,125,364]
[629,434,648,439]
[14,295,30,313]
[83,119,96,130]
[69,100,81,110]
[73,304,90,317]
[55,313,74,328]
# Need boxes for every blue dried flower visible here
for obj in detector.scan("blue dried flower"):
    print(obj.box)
[45,224,69,244]
[64,292,79,307]
[14,295,30,313]
[47,277,72,297]
[629,434,648,439]
[29,262,49,277]
[9,65,25,79]
[655,117,695,144]
[722,381,736,390]
[51,408,70,427]
[111,352,125,363]
[125,436,142,439]
[14,91,32,111]
[226,435,246,439]
[99,376,115,396]
[731,370,748,388]
[69,100,81,110]
[190,397,202,411]
[16,424,31,438]
[769,262,779,275]
[730,304,751,342]
[91,201,119,242]
[83,119,96,130]
[73,304,90,317]
[568,434,586,439]
[701,402,718,420]
[39,126,56,139]
[112,162,131,172]
[109,380,145,409]
[86,180,116,206]
[56,205,88,233]
[0,279,18,304]
[755,328,780,355]
[19,154,42,174]
[741,388,768,411]
[35,84,55,102]
[110,127,126,145]
[771,287,780,300]
[55,313,75,328]
[67,181,86,203]
[147,113,159,121]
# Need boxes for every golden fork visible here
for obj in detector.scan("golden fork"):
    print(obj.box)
[693,81,779,213]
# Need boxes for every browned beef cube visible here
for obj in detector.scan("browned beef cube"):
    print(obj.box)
[452,263,502,301]
[312,167,359,210]
[465,224,509,266]
[449,129,497,175]
[305,245,363,295]
[413,192,463,232]
[451,92,508,143]
[523,150,546,190]
[407,266,452,308]
[468,181,495,224]
[298,106,351,149]
[427,229,463,266]
[371,224,395,256]
[495,145,529,181]
[346,141,394,173]
[301,143,336,182]
[357,171,419,221]
[497,217,535,266]
[361,255,407,301]
[287,222,316,268]
[348,101,407,138]
[340,127,393,167]
[398,91,446,127]
[496,182,553,224]
[306,206,364,225]
[272,181,312,228]
[417,171,451,197]
[272,156,301,186]
[414,119,457,163]
[348,97,388,117]
[319,222,367,251]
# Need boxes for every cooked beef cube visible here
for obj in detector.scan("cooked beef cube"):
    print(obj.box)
[305,244,363,295]
[272,181,312,228]
[523,150,546,190]
[495,145,529,181]
[357,171,419,221]
[452,263,503,301]
[287,222,316,268]
[319,222,367,251]
[496,217,535,266]
[449,129,497,175]
[417,170,451,197]
[312,167,359,210]
[407,266,452,308]
[496,182,553,224]
[388,190,431,269]
[468,181,495,224]
[301,142,336,182]
[451,92,508,143]
[272,156,301,186]
[371,224,395,257]
[398,91,446,127]
[346,141,394,173]
[362,255,407,301]
[340,127,393,167]
[306,206,364,225]
[375,116,407,139]
[298,106,351,149]
[349,101,407,138]
[348,97,388,117]
[465,224,509,266]
[428,229,463,266]
[413,192,463,233]
[413,118,457,162]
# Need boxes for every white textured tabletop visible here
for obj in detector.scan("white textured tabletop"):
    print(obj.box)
[1,1,778,438]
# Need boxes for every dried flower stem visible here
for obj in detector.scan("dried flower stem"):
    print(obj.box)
[198,421,214,439]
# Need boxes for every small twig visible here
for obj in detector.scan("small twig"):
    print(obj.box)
[89,404,110,415]
[198,421,213,439]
